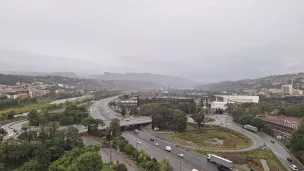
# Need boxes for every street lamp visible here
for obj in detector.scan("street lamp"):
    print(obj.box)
[110,131,112,168]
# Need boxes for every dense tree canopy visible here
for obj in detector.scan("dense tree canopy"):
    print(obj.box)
[140,103,187,132]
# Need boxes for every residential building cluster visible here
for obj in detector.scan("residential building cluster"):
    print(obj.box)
[0,81,77,99]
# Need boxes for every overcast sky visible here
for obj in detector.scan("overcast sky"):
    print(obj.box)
[0,0,303,82]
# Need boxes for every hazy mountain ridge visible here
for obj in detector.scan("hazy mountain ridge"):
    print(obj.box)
[197,72,304,91]
[93,72,197,88]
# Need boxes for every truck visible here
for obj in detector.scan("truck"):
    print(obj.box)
[207,154,233,169]
[244,125,258,132]
[165,146,171,152]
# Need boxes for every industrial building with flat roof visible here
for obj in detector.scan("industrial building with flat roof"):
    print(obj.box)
[211,95,259,110]
[137,96,194,106]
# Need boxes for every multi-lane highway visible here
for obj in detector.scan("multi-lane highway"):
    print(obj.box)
[123,131,218,171]
[89,96,119,120]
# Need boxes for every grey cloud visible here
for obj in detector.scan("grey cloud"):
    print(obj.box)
[0,0,303,82]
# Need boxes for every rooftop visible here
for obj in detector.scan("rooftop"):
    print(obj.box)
[261,114,302,129]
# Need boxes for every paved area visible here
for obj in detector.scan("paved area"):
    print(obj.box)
[82,137,143,171]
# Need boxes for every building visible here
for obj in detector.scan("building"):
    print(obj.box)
[120,100,138,107]
[211,95,259,110]
[55,89,65,94]
[214,95,259,103]
[268,88,283,94]
[293,89,303,95]
[259,114,302,138]
[137,96,194,106]
[282,84,293,95]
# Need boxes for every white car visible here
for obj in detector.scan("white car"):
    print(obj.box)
[290,165,298,171]
[178,153,184,158]
[155,143,159,146]
[125,119,130,121]
[137,141,141,144]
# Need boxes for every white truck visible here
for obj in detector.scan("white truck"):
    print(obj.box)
[165,146,171,152]
[207,154,233,169]
[244,125,258,132]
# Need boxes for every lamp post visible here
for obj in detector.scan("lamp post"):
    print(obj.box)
[109,131,112,168]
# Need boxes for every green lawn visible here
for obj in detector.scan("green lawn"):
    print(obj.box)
[101,165,115,171]
[192,149,287,171]
[0,102,49,116]
[167,125,251,149]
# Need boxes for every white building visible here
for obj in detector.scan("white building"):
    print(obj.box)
[211,95,259,110]
[282,84,293,95]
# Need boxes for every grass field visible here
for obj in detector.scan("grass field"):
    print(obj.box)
[167,125,251,149]
[0,102,49,116]
[192,149,287,171]
[101,164,115,171]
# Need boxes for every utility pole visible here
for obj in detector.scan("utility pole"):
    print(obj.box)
[180,162,182,171]
[110,131,112,168]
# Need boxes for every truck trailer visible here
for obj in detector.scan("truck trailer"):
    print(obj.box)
[244,125,258,132]
[207,154,233,169]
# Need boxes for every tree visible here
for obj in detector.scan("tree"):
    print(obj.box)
[250,118,267,130]
[59,116,74,126]
[191,108,205,130]
[49,148,91,171]
[160,159,171,171]
[7,110,16,119]
[28,110,40,126]
[124,144,134,156]
[110,118,121,137]
[115,163,128,171]
[65,127,83,148]
[67,151,103,171]
[82,117,104,135]
[48,121,60,136]
[145,158,160,171]
[121,107,126,116]
[171,109,187,132]
[13,160,41,171]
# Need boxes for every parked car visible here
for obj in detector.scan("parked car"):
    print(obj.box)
[155,143,159,146]
[271,140,274,143]
[13,129,17,133]
[287,157,292,162]
[150,138,154,141]
[137,141,141,144]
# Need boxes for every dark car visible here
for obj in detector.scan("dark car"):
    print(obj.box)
[217,165,231,171]
[271,140,275,143]
[13,129,17,133]
[287,157,293,162]
[150,138,154,141]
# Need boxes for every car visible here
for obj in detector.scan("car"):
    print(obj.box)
[155,143,159,146]
[13,129,17,133]
[287,157,293,162]
[150,138,154,141]
[290,165,298,171]
[125,119,130,121]
[271,140,275,143]
[137,141,141,144]
[178,153,184,158]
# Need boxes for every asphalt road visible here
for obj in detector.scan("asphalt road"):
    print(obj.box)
[89,96,119,121]
[202,114,304,171]
[123,132,208,171]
